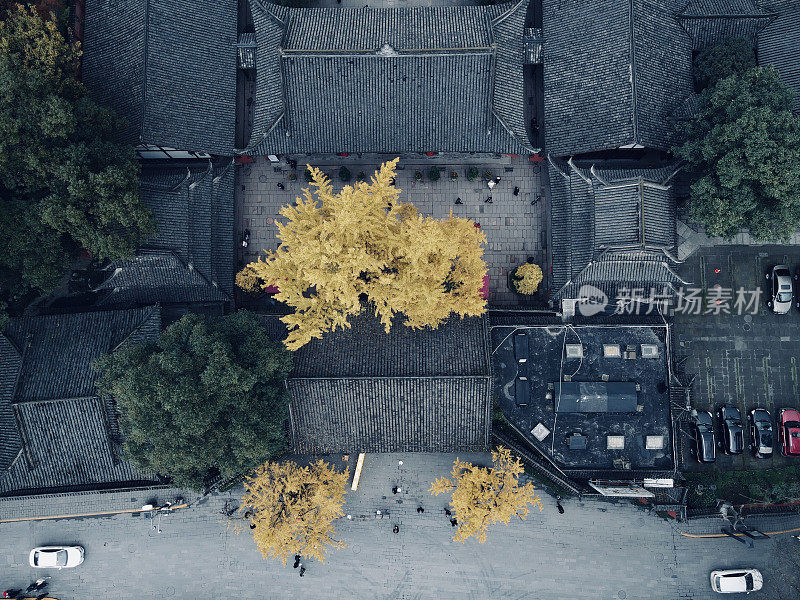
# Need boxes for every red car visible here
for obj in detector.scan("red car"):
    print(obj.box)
[779,408,800,456]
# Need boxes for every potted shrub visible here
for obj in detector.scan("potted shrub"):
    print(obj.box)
[484,170,493,181]
[467,166,479,181]
[304,168,314,182]
[429,167,440,182]
[510,262,543,295]
[357,171,366,182]
[450,170,458,181]
[414,171,423,180]
[339,166,351,182]
[288,172,297,181]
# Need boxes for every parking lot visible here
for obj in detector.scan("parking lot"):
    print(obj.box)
[674,246,800,472]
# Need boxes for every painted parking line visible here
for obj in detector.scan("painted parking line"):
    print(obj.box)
[792,357,798,397]
[764,356,771,400]
[705,356,714,400]
[680,526,800,539]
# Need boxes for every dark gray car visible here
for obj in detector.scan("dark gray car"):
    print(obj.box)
[694,411,716,463]
[749,408,773,458]
[718,405,744,455]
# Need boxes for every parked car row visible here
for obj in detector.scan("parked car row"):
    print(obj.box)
[692,406,800,462]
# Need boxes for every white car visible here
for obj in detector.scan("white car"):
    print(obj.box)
[29,546,85,569]
[710,569,763,594]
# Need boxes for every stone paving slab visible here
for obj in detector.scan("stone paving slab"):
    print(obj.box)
[236,156,545,306]
[0,453,791,599]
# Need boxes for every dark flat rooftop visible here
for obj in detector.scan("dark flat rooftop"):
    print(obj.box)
[492,322,674,472]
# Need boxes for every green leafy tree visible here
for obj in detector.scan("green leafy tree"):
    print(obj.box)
[0,5,153,313]
[693,36,756,90]
[675,67,800,240]
[95,311,292,491]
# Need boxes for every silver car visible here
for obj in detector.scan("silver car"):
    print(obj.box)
[29,545,85,569]
[767,265,793,314]
[710,568,763,593]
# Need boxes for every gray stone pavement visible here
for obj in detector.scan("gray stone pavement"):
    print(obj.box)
[673,246,800,472]
[236,156,545,306]
[1,453,792,599]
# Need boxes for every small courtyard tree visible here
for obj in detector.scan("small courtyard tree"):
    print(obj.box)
[242,459,349,564]
[429,447,542,543]
[95,311,292,491]
[674,66,800,240]
[236,158,487,350]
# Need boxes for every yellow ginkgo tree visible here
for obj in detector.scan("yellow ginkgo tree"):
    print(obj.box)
[429,447,543,543]
[236,158,487,350]
[242,460,349,564]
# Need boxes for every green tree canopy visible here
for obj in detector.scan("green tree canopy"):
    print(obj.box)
[0,5,153,312]
[675,66,800,241]
[95,311,292,491]
[693,36,756,90]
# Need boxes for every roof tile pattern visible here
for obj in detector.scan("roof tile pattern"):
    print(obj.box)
[290,313,490,378]
[0,308,162,495]
[0,398,154,495]
[677,0,774,50]
[285,314,491,454]
[758,0,800,112]
[542,0,693,156]
[82,0,237,154]
[246,0,531,154]
[97,161,234,307]
[289,378,490,454]
[5,308,160,403]
[0,337,22,472]
[548,159,682,300]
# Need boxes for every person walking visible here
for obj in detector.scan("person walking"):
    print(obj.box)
[455,197,463,205]
[556,495,565,514]
[450,517,458,527]
[293,555,301,568]
[513,186,520,196]
[444,508,452,517]
[277,182,285,190]
[393,525,399,534]
[485,196,492,204]
[417,506,424,514]
[299,565,306,577]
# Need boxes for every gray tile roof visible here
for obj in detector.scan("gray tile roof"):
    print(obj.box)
[5,308,161,403]
[82,0,237,155]
[0,397,156,495]
[758,0,800,112]
[548,158,685,300]
[290,313,490,378]
[245,0,532,155]
[96,161,234,308]
[0,337,22,472]
[676,0,774,50]
[289,378,491,454]
[0,307,162,495]
[542,0,694,156]
[284,314,491,454]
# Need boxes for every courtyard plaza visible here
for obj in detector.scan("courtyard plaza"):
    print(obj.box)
[237,155,546,306]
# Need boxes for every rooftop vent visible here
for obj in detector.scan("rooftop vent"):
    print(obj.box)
[603,344,621,358]
[566,344,583,358]
[607,435,625,450]
[640,344,659,358]
[376,43,399,57]
[645,435,665,450]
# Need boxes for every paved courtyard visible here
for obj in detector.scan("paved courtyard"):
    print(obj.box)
[237,156,546,305]
[2,453,794,599]
[674,246,800,471]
